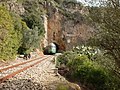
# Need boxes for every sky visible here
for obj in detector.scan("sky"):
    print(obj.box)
[77,0,104,6]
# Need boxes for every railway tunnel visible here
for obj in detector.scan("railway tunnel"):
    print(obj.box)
[43,9,94,53]
[43,42,61,55]
[52,42,59,53]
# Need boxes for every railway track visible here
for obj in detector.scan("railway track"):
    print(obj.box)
[0,55,53,83]
[0,57,45,72]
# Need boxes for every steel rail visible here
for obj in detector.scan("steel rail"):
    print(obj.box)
[0,55,53,83]
[0,56,45,72]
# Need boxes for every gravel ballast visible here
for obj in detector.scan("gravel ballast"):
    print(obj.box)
[0,55,68,90]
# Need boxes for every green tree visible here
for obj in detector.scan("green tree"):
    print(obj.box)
[88,0,120,68]
[22,27,40,50]
[22,0,45,33]
[16,0,45,54]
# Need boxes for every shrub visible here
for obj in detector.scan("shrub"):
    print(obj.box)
[22,28,40,50]
[72,45,99,60]
[56,84,69,90]
[57,53,120,90]
[0,6,21,60]
[11,14,25,48]
[69,56,107,90]
[56,51,76,68]
[73,45,120,80]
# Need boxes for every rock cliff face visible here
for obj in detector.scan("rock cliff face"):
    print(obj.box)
[47,1,94,51]
[0,0,25,15]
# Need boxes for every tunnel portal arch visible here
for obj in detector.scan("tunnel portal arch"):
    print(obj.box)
[52,42,59,53]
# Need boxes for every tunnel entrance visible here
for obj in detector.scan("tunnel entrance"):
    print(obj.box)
[52,42,59,53]
[43,42,60,55]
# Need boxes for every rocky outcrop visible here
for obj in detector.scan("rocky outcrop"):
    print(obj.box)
[0,0,25,15]
[47,1,94,51]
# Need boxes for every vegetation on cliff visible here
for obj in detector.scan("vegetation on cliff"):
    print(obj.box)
[0,6,22,60]
[0,0,47,60]
[19,0,45,53]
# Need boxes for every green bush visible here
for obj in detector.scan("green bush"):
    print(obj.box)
[11,14,25,48]
[69,56,108,90]
[73,46,120,80]
[56,51,76,67]
[20,0,45,53]
[0,6,21,60]
[57,53,120,90]
[72,46,99,60]
[56,84,69,90]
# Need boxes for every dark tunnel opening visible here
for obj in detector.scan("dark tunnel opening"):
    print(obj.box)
[43,42,60,55]
[53,42,59,53]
